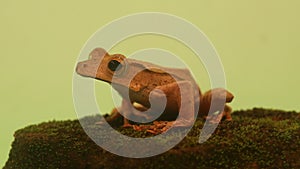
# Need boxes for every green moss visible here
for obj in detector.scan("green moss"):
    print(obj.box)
[4,108,300,169]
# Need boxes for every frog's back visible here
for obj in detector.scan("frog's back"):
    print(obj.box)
[128,58,197,83]
[129,69,177,105]
[127,58,201,107]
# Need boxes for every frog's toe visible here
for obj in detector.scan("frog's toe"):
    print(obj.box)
[146,129,159,134]
[122,123,133,128]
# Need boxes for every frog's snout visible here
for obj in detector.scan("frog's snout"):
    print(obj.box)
[75,62,85,75]
[76,61,94,77]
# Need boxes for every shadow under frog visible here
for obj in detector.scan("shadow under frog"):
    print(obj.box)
[76,48,234,132]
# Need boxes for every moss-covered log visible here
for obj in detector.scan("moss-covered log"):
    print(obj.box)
[4,108,300,169]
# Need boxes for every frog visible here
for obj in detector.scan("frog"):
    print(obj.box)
[76,48,234,132]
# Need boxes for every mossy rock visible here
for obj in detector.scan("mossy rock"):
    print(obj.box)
[4,108,300,169]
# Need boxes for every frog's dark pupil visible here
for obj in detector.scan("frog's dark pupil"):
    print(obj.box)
[108,60,121,71]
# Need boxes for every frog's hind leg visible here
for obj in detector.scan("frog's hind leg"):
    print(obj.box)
[139,81,197,134]
[202,88,234,123]
[152,81,196,128]
[223,104,232,121]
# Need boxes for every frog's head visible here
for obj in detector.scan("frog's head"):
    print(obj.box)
[76,48,128,84]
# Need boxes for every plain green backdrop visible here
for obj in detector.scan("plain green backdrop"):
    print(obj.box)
[1,0,299,167]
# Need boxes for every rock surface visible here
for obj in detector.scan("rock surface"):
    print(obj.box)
[4,108,300,169]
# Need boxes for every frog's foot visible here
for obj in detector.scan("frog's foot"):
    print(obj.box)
[224,105,233,121]
[205,106,233,123]
[130,120,190,134]
[132,124,150,131]
[146,121,174,134]
[127,121,173,134]
[122,123,133,128]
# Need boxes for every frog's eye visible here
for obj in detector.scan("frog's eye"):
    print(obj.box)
[108,60,122,72]
[108,55,127,76]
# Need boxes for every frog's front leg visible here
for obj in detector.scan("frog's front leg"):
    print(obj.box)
[118,99,133,127]
[100,99,133,127]
[113,99,151,127]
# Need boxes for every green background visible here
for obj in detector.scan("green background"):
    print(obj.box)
[1,0,299,167]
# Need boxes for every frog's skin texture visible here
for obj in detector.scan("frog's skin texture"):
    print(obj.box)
[76,48,234,131]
